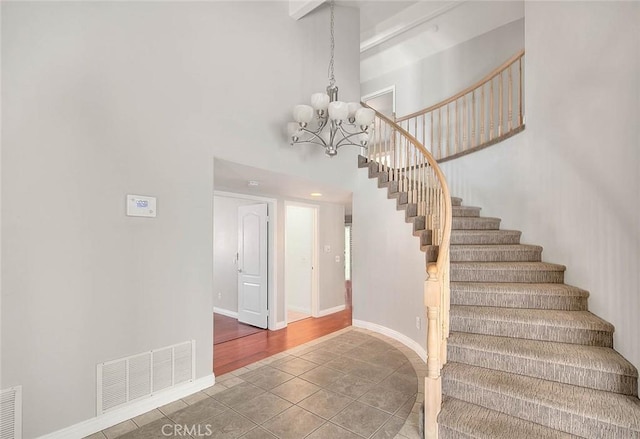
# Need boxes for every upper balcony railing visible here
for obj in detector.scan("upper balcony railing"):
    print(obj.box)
[395,50,525,162]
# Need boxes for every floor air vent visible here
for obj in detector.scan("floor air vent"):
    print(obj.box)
[97,341,195,414]
[0,386,22,439]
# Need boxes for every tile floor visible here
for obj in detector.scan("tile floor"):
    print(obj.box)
[85,328,425,439]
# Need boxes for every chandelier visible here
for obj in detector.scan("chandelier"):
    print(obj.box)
[288,0,375,158]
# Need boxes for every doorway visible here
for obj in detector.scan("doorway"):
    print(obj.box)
[284,203,319,324]
[213,192,278,347]
[362,85,396,119]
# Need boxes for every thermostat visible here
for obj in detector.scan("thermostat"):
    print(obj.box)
[127,195,157,217]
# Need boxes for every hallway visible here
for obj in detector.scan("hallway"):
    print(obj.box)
[214,308,352,376]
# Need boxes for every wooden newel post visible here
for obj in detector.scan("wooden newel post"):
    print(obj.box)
[425,263,442,439]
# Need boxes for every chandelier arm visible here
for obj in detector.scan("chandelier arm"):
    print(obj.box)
[297,127,329,146]
[334,125,368,144]
[293,139,330,148]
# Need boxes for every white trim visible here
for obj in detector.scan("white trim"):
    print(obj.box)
[361,85,397,116]
[214,190,279,331]
[272,321,287,330]
[360,1,464,53]
[352,319,427,362]
[317,304,346,317]
[289,0,324,20]
[39,374,215,439]
[287,305,311,315]
[213,307,238,319]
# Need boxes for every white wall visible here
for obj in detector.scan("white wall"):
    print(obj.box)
[1,2,359,437]
[362,18,524,117]
[285,205,314,314]
[440,1,640,369]
[213,196,261,314]
[317,201,347,312]
[352,168,426,348]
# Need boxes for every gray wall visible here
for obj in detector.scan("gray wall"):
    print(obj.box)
[1,2,359,437]
[362,18,524,117]
[352,168,426,348]
[440,1,640,370]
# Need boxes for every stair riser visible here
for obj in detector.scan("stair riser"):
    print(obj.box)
[449,317,613,347]
[451,248,542,262]
[443,378,638,438]
[439,426,475,439]
[451,269,564,283]
[453,218,501,230]
[451,290,588,311]
[452,207,481,217]
[451,232,521,245]
[413,216,426,233]
[394,192,409,206]
[448,345,637,396]
[403,203,418,219]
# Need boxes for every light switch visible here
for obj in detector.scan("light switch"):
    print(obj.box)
[324,245,331,253]
[127,195,157,217]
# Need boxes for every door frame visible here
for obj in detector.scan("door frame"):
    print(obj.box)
[284,201,320,323]
[362,85,396,120]
[214,190,279,331]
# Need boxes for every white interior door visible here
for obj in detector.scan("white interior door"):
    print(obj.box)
[237,203,268,328]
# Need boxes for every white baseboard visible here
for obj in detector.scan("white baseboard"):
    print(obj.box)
[317,304,346,317]
[287,305,311,314]
[213,307,238,319]
[272,321,287,330]
[353,319,427,362]
[39,374,215,439]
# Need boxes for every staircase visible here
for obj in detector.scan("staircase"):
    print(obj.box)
[358,156,640,439]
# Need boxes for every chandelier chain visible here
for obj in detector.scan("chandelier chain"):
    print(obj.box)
[328,0,335,87]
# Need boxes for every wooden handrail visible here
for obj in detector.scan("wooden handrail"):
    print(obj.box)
[393,50,525,163]
[396,50,525,122]
[361,104,452,439]
[362,106,452,274]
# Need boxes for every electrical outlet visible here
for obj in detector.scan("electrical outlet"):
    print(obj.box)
[218,292,222,300]
[415,316,421,329]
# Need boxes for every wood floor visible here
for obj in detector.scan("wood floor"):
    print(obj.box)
[213,307,352,376]
[214,313,265,345]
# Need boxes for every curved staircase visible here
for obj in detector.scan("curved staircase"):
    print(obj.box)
[358,156,640,438]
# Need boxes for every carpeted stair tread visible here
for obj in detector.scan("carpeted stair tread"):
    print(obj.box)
[452,217,501,230]
[451,230,521,245]
[439,397,579,439]
[448,332,638,395]
[451,197,462,206]
[443,362,640,438]
[452,206,481,217]
[451,244,542,262]
[451,261,566,283]
[450,305,614,346]
[450,282,589,310]
[451,306,614,332]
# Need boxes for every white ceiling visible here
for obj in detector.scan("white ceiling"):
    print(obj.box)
[214,158,353,211]
[360,1,525,82]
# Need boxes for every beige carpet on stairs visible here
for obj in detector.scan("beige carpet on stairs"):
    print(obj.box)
[359,156,640,439]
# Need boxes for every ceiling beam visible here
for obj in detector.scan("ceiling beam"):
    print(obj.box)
[289,0,326,20]
[360,1,464,53]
